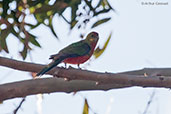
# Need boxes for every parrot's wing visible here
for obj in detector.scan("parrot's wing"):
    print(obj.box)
[60,41,91,57]
[49,40,91,60]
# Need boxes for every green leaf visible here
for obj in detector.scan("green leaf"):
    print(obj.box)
[91,17,111,28]
[34,13,44,23]
[69,1,81,29]
[27,0,45,6]
[94,9,110,16]
[95,0,103,8]
[28,33,41,47]
[0,27,12,53]
[11,27,19,38]
[29,7,36,13]
[95,0,114,11]
[20,45,27,60]
[93,32,112,59]
[2,0,10,18]
[71,20,78,29]
[82,99,89,114]
[84,0,94,13]
[48,16,58,38]
[104,0,115,11]
[25,22,41,29]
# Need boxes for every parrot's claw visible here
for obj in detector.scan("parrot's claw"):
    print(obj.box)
[77,64,82,69]
[64,63,67,68]
[68,65,74,69]
[78,67,82,70]
[60,66,66,69]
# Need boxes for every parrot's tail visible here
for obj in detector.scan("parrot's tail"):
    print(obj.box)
[36,56,65,76]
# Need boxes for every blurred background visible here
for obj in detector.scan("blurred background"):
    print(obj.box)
[0,0,171,114]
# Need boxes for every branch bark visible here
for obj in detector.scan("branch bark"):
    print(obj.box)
[0,56,171,102]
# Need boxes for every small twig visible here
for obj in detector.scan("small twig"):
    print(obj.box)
[142,90,155,114]
[13,97,26,114]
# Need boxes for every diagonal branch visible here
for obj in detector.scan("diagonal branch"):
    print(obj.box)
[13,97,26,114]
[0,56,171,102]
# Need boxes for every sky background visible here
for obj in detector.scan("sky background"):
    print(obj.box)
[0,0,171,114]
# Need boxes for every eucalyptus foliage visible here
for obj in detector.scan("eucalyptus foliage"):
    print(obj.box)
[0,0,113,59]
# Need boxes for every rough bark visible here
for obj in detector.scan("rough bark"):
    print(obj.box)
[0,56,171,101]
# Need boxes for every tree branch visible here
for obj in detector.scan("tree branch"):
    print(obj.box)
[120,68,171,76]
[0,56,171,102]
[13,97,26,114]
[0,77,130,102]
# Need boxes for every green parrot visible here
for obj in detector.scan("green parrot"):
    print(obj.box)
[36,32,99,76]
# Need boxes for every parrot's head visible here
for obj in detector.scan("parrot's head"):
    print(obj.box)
[85,32,99,45]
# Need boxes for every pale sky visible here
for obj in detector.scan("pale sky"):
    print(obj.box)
[0,0,171,114]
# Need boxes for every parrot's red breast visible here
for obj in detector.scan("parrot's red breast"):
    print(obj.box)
[63,39,97,64]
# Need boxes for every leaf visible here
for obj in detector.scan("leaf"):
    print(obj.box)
[95,0,103,9]
[82,99,89,114]
[84,0,94,12]
[2,0,10,18]
[71,20,78,29]
[91,17,111,28]
[18,6,23,12]
[11,27,19,38]
[25,22,41,29]
[28,33,41,47]
[47,10,53,16]
[29,7,36,13]
[0,27,12,53]
[34,13,46,23]
[103,0,115,11]
[70,1,81,29]
[20,45,28,60]
[101,0,108,8]
[48,16,58,38]
[95,0,115,11]
[94,9,110,16]
[27,0,44,7]
[93,32,112,59]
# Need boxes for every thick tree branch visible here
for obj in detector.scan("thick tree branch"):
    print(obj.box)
[0,56,171,102]
[0,78,130,102]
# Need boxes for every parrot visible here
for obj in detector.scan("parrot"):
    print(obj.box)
[36,32,99,76]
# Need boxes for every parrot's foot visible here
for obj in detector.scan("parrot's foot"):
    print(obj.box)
[67,65,82,70]
[78,67,82,70]
[64,63,67,68]
[60,66,67,69]
[68,65,74,69]
[77,64,82,70]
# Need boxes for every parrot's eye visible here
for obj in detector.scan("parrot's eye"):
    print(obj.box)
[91,34,94,37]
